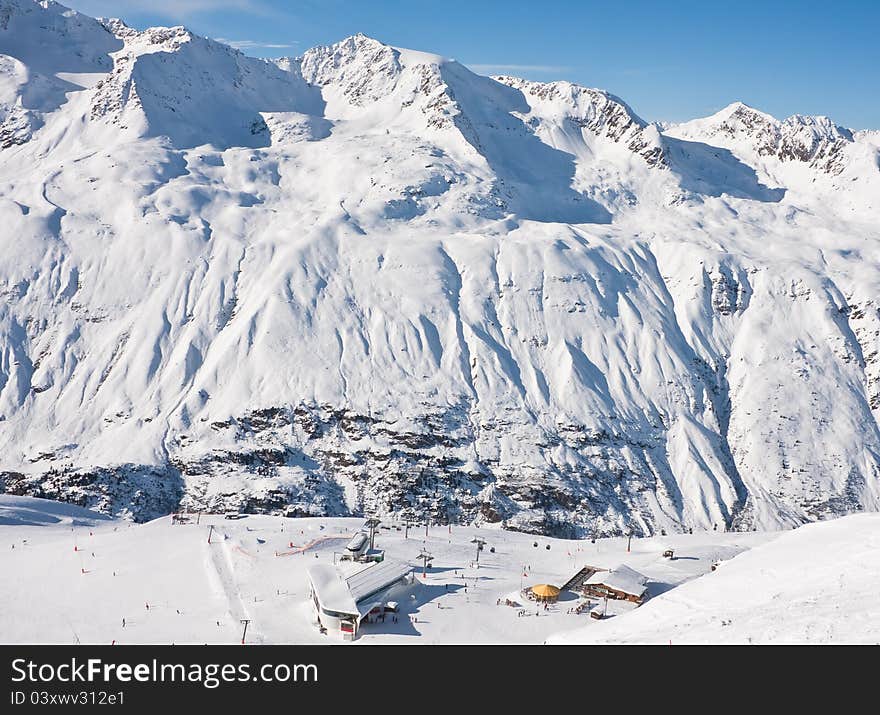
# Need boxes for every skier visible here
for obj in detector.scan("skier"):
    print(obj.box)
[122,618,125,628]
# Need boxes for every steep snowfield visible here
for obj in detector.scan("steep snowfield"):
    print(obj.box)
[0,493,109,526]
[549,512,880,644]
[0,1,879,536]
[0,0,119,147]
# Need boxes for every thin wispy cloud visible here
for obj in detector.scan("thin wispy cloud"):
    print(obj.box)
[66,0,272,22]
[215,38,298,50]
[467,63,572,76]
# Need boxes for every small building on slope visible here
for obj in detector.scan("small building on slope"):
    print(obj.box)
[307,557,413,639]
[582,564,648,604]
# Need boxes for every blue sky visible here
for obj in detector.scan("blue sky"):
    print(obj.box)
[66,0,878,129]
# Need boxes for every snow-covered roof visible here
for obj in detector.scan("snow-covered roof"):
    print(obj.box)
[585,564,648,597]
[346,557,412,603]
[345,531,368,553]
[307,558,412,616]
[356,599,385,619]
[307,563,359,616]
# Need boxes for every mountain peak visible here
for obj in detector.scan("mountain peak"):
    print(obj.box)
[720,100,764,114]
[98,16,139,41]
[667,101,859,175]
[2,0,880,538]
[299,33,405,106]
[707,101,779,127]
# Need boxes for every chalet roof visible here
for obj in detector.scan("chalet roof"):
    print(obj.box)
[584,564,648,597]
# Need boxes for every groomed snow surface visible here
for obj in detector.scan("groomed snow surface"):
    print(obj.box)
[2,495,877,644]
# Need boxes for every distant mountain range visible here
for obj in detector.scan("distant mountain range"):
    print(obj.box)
[1,0,878,535]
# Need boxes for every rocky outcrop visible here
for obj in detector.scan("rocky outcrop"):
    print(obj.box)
[0,464,183,522]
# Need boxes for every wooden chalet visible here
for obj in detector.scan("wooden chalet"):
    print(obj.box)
[582,564,648,604]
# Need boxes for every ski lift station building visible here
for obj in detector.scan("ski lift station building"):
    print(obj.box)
[307,557,413,639]
[345,531,369,558]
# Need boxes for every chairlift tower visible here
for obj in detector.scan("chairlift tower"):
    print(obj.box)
[471,537,487,564]
[402,518,415,540]
[364,517,381,551]
[416,547,434,578]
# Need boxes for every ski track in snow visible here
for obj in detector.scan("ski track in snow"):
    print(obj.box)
[205,532,261,643]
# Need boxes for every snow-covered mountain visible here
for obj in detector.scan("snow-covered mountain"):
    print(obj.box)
[1,0,878,535]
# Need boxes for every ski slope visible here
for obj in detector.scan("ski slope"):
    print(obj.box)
[5,495,877,644]
[0,494,776,644]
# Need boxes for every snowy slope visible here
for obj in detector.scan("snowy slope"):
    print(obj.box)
[0,493,109,526]
[549,512,880,644]
[0,1,879,536]
[0,0,120,147]
[0,494,774,644]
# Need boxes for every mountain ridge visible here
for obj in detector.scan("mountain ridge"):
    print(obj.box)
[0,0,878,536]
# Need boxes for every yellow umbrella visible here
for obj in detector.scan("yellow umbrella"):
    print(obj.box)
[530,584,561,601]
